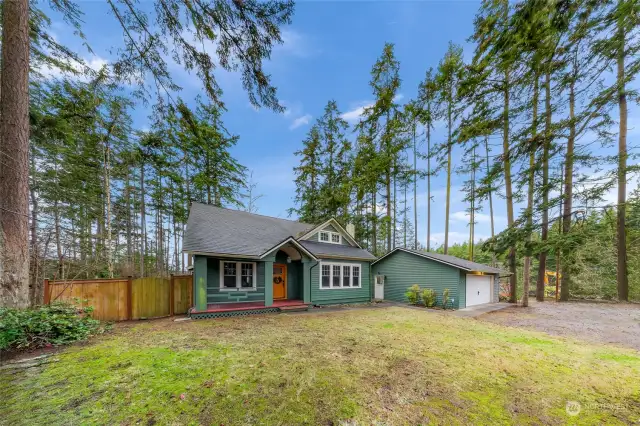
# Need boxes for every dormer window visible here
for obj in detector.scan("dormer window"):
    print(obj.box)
[319,230,342,245]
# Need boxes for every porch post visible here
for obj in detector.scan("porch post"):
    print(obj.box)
[302,259,312,304]
[193,255,208,311]
[263,256,275,307]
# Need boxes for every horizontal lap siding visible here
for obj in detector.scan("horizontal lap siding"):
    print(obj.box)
[206,257,265,304]
[372,251,462,308]
[310,260,371,305]
[459,271,466,309]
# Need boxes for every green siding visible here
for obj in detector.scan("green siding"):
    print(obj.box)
[372,251,463,309]
[458,271,467,309]
[310,260,371,305]
[205,257,266,304]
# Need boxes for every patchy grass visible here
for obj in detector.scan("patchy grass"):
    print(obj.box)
[2,307,640,425]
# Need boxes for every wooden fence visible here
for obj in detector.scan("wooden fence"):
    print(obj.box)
[43,275,193,321]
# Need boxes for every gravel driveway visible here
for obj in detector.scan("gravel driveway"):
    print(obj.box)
[479,300,640,351]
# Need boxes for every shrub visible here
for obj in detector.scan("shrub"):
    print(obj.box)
[0,302,104,351]
[442,288,450,310]
[405,285,421,305]
[421,289,437,308]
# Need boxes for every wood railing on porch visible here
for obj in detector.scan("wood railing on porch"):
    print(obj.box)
[43,275,193,321]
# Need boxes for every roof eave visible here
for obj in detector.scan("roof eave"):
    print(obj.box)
[259,237,319,261]
[183,250,261,260]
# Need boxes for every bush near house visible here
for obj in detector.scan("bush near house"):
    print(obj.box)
[405,284,421,305]
[0,302,105,352]
[422,288,437,307]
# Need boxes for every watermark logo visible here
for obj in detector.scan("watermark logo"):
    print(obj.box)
[566,401,582,417]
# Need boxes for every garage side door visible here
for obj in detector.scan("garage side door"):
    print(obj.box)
[465,275,492,307]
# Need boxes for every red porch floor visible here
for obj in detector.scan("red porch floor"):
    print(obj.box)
[193,299,307,314]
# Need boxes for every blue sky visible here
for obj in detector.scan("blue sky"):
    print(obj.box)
[44,1,637,249]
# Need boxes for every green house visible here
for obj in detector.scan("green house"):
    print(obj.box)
[183,203,376,319]
[371,248,504,309]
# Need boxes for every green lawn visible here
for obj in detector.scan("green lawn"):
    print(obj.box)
[2,307,640,425]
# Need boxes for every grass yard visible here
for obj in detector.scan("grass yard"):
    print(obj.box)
[2,307,640,425]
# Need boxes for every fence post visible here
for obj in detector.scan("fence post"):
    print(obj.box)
[43,279,50,304]
[127,276,133,320]
[169,274,175,316]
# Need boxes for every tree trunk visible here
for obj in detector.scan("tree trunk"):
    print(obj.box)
[523,74,539,307]
[392,156,397,250]
[444,103,452,254]
[29,152,41,305]
[140,162,146,277]
[503,70,516,303]
[427,121,432,251]
[413,121,417,249]
[616,11,628,301]
[560,72,575,302]
[104,137,113,278]
[0,0,30,308]
[372,190,377,256]
[125,168,132,271]
[469,145,475,262]
[536,70,552,302]
[484,137,496,267]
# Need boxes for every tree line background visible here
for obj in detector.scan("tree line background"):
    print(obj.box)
[0,0,638,307]
[290,0,640,305]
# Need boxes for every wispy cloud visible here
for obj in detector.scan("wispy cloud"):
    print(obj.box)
[341,94,405,123]
[290,114,312,130]
[451,210,504,224]
[274,29,320,58]
[36,55,109,81]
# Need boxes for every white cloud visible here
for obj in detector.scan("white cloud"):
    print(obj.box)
[36,55,109,81]
[451,210,503,224]
[289,114,312,130]
[341,103,371,122]
[274,29,320,58]
[430,231,489,247]
[341,94,405,123]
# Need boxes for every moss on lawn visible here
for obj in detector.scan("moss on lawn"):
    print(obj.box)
[2,307,640,425]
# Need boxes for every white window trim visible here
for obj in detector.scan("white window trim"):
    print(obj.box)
[219,261,257,291]
[319,261,361,289]
[319,230,342,245]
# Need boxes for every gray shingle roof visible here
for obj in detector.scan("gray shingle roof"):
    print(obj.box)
[183,203,376,261]
[299,240,377,260]
[373,247,507,274]
[183,203,315,257]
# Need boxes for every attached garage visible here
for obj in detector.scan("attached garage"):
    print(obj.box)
[465,274,493,307]
[371,248,505,309]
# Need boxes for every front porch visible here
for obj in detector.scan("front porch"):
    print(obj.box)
[190,299,309,319]
[191,239,316,317]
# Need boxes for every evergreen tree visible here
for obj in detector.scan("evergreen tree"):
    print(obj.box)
[434,42,464,255]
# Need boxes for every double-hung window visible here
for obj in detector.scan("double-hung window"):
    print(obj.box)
[319,230,342,245]
[319,262,361,289]
[220,261,257,291]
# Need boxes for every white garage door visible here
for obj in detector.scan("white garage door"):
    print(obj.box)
[465,275,492,307]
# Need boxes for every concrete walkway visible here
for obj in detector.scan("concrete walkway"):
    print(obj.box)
[452,302,511,318]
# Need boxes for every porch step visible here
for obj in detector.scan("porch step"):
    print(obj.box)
[278,305,309,312]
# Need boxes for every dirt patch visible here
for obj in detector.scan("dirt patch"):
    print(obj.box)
[479,300,640,351]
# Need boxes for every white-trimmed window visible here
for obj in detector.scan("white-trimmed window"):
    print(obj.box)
[319,230,342,245]
[219,261,257,291]
[319,262,361,289]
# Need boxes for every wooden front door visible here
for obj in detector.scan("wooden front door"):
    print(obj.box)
[273,264,287,300]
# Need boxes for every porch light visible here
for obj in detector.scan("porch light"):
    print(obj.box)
[286,256,292,263]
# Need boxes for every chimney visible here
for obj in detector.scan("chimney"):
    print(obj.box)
[346,223,355,238]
